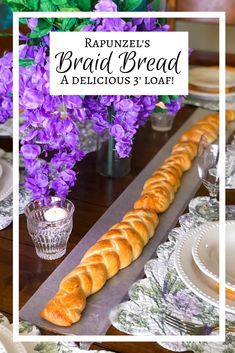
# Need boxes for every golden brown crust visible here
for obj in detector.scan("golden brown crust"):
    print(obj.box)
[172,141,198,159]
[164,151,192,172]
[134,187,171,213]
[143,179,175,202]
[151,169,180,192]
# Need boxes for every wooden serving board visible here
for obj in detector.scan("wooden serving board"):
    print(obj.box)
[19,108,231,337]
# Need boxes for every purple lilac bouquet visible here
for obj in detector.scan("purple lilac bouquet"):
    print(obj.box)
[0,0,185,199]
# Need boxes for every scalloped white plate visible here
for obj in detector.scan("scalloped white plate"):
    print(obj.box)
[0,160,12,202]
[175,223,235,313]
[189,89,235,101]
[0,325,27,353]
[192,221,235,291]
[189,67,235,89]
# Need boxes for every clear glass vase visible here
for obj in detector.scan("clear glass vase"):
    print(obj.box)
[96,130,131,178]
[151,112,175,132]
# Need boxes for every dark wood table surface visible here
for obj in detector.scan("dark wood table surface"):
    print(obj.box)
[1,32,235,353]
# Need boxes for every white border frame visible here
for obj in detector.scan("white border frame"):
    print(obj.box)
[13,11,226,343]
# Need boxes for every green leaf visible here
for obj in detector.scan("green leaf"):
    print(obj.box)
[61,18,77,31]
[158,18,167,25]
[19,18,28,25]
[159,95,171,104]
[154,106,168,113]
[90,0,98,9]
[39,1,57,11]
[80,95,85,99]
[74,18,91,32]
[77,0,91,11]
[29,18,53,39]
[19,58,34,68]
[169,95,179,100]
[124,0,144,11]
[61,7,81,11]
[51,0,67,5]
[4,0,28,11]
[152,0,160,10]
[26,0,39,11]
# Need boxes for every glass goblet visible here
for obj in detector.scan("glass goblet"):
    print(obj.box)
[196,140,220,221]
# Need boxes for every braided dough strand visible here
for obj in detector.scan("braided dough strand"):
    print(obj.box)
[40,209,159,326]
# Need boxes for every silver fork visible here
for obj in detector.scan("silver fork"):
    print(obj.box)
[164,314,235,335]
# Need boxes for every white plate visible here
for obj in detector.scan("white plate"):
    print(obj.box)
[0,325,27,353]
[192,221,235,291]
[0,159,13,202]
[0,164,2,179]
[189,89,235,102]
[189,67,235,89]
[175,223,235,314]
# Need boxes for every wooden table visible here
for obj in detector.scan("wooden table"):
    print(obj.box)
[1,105,235,353]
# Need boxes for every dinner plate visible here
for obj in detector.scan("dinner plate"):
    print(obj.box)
[175,224,235,313]
[0,159,13,202]
[192,221,235,291]
[189,89,235,102]
[0,325,27,353]
[189,67,235,89]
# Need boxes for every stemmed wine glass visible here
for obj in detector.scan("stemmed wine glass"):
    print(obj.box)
[196,136,220,221]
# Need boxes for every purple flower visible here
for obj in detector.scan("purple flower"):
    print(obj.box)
[111,124,125,138]
[21,144,41,159]
[92,112,109,132]
[166,289,201,319]
[27,18,38,31]
[63,95,82,109]
[116,141,132,158]
[95,0,117,12]
[21,89,44,109]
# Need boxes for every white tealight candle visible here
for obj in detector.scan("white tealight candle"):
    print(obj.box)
[44,206,68,222]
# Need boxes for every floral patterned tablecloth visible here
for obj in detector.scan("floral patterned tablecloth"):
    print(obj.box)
[0,313,115,353]
[110,203,235,353]
[0,149,31,230]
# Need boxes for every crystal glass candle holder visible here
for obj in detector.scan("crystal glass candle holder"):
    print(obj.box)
[24,197,74,260]
[151,112,175,132]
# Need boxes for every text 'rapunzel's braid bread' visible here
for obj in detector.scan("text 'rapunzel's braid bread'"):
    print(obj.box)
[40,209,159,326]
[40,110,235,326]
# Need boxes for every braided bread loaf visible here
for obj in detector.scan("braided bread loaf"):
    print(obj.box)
[179,112,220,144]
[40,110,234,326]
[40,209,159,326]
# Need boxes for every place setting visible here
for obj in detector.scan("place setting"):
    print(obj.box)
[186,66,235,111]
[108,135,235,353]
[110,213,235,352]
